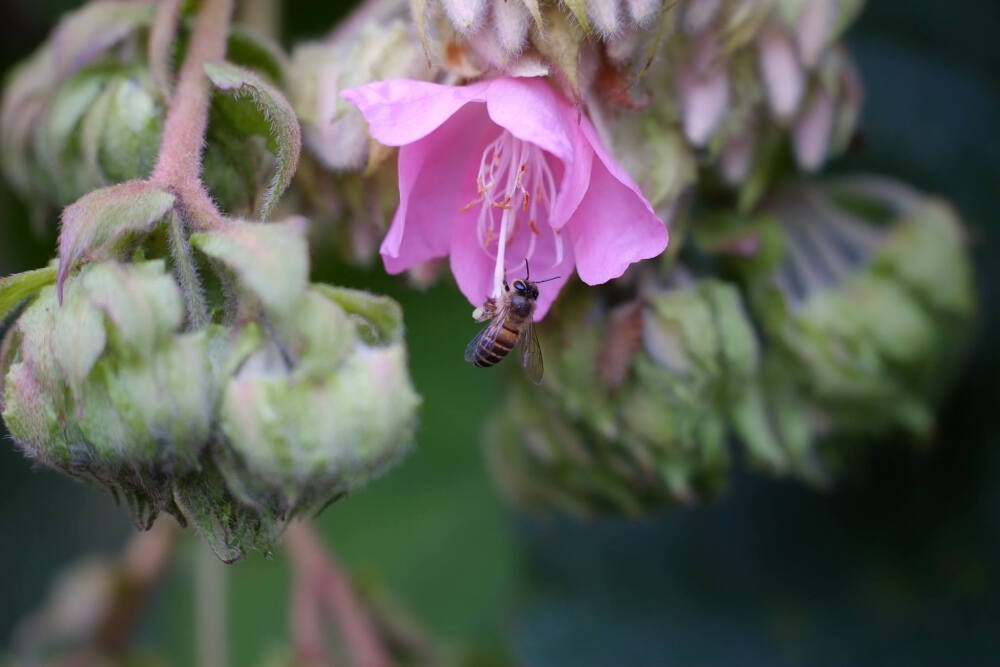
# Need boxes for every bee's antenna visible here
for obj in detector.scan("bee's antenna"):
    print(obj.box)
[525,258,530,281]
[535,275,561,284]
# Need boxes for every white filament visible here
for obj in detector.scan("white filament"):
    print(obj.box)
[465,129,559,298]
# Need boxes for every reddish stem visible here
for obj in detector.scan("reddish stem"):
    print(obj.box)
[151,0,233,230]
[94,518,182,654]
[285,522,391,667]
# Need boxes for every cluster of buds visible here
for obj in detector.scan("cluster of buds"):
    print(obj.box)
[608,0,865,219]
[0,0,421,561]
[487,175,975,514]
[288,4,431,266]
[286,0,865,273]
[1,220,419,561]
[0,0,295,225]
[487,273,759,514]
[715,176,975,479]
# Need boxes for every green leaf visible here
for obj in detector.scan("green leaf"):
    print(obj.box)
[204,60,301,220]
[408,0,432,62]
[57,181,175,298]
[313,285,404,346]
[522,0,545,30]
[190,218,309,318]
[0,265,57,323]
[226,27,289,87]
[530,7,585,98]
[48,1,156,78]
[562,0,592,33]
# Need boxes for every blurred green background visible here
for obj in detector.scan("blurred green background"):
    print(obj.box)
[1,1,998,665]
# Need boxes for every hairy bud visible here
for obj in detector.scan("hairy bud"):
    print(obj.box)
[2,261,213,527]
[716,176,975,478]
[487,276,758,514]
[0,2,298,222]
[2,207,419,562]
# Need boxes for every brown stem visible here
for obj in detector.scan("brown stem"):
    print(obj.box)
[285,521,392,667]
[94,517,183,653]
[151,0,233,230]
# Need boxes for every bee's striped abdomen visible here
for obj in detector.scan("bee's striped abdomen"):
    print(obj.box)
[473,321,520,367]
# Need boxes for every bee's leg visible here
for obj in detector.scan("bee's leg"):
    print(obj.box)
[473,298,498,322]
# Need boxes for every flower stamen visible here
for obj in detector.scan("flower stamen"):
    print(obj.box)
[464,130,559,297]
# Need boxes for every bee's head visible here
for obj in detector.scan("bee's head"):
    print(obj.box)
[513,279,539,300]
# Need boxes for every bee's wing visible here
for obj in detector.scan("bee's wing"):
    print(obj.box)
[465,311,505,362]
[517,320,544,384]
[464,324,488,362]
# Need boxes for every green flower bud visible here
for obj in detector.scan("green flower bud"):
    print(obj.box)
[0,1,161,208]
[289,9,428,266]
[291,18,427,172]
[724,176,975,477]
[177,221,419,560]
[1,261,214,527]
[216,289,418,511]
[487,275,758,515]
[0,2,297,220]
[11,63,164,208]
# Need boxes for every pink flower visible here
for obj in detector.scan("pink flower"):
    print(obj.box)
[341,76,668,319]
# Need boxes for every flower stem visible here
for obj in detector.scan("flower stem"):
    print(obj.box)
[152,0,233,230]
[168,210,209,330]
[95,518,182,653]
[196,542,229,667]
[285,521,391,667]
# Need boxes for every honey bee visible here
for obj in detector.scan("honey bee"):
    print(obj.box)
[464,263,557,384]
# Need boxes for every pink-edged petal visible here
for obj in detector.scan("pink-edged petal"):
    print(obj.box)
[449,204,496,309]
[568,118,668,284]
[484,77,574,160]
[342,79,490,147]
[506,226,575,321]
[381,104,497,273]
[485,78,593,229]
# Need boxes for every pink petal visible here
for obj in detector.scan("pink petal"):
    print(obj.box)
[503,210,576,320]
[448,205,574,320]
[519,231,575,321]
[568,118,668,285]
[341,79,491,147]
[484,77,593,229]
[449,202,497,311]
[381,104,498,273]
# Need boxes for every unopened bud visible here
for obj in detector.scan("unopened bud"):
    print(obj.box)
[2,261,214,528]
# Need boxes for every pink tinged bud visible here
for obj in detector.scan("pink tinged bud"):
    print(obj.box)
[625,0,662,26]
[586,0,622,36]
[678,30,729,147]
[679,67,729,147]
[442,0,488,34]
[721,128,755,185]
[759,26,805,119]
[793,90,834,171]
[491,0,531,57]
[796,0,834,68]
[683,0,721,34]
